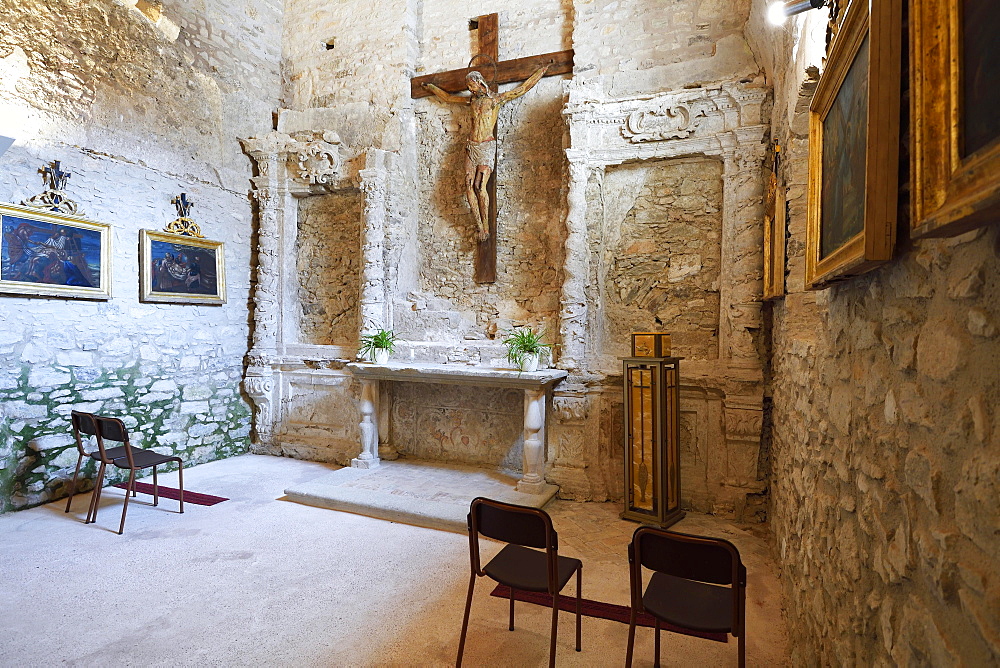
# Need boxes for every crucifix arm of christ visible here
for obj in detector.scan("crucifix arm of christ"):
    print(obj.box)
[423,63,550,242]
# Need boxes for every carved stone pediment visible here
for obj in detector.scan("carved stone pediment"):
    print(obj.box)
[563,79,768,159]
[623,105,697,142]
[241,130,347,192]
[289,134,342,185]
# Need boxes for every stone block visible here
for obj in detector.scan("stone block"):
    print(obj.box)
[916,320,962,381]
[1,402,48,420]
[148,379,178,393]
[28,367,71,388]
[81,387,124,402]
[966,309,997,338]
[182,384,214,401]
[180,401,210,415]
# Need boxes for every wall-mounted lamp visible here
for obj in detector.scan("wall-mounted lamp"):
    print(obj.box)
[768,0,827,25]
[0,136,13,159]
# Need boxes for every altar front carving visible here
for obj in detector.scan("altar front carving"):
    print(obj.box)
[347,362,567,494]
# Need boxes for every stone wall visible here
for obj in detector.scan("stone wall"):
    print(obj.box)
[296,190,363,346]
[408,1,570,341]
[598,158,724,362]
[573,0,760,95]
[250,0,772,519]
[0,0,282,512]
[747,3,1000,662]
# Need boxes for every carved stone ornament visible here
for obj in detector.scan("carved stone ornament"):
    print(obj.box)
[622,106,696,142]
[291,139,342,185]
[21,161,82,215]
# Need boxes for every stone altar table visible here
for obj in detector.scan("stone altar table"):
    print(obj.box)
[345,362,568,494]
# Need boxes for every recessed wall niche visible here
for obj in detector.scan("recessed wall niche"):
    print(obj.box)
[596,158,723,365]
[296,190,363,346]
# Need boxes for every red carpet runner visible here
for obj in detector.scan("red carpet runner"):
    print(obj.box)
[489,584,728,642]
[112,482,228,506]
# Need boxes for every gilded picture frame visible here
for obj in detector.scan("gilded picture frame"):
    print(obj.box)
[806,0,902,288]
[140,229,226,305]
[763,151,786,300]
[0,202,112,300]
[910,0,1000,237]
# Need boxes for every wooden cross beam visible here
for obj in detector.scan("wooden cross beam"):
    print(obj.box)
[411,13,574,283]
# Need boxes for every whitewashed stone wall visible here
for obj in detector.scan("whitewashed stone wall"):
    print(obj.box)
[747,3,1000,662]
[0,0,282,512]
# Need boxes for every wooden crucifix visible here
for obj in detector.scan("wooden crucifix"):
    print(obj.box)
[411,13,574,283]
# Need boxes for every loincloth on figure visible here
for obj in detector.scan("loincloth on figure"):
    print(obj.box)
[465,138,496,170]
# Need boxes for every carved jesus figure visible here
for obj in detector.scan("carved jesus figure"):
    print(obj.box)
[423,64,550,241]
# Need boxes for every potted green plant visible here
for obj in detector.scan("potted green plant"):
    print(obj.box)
[502,326,550,372]
[359,327,398,364]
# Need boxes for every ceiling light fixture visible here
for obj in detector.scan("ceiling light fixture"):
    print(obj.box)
[768,0,827,26]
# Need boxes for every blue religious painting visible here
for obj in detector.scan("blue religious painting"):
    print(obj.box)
[0,204,111,300]
[148,239,218,296]
[140,229,225,305]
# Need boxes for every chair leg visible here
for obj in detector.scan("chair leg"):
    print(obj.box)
[625,605,637,667]
[118,470,135,535]
[738,632,745,668]
[153,466,159,506]
[509,587,515,631]
[549,591,559,668]
[456,573,476,668]
[65,453,84,513]
[177,462,184,513]
[86,463,106,524]
[576,565,582,652]
[654,619,661,668]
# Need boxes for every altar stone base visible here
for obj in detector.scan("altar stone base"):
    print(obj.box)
[284,459,559,533]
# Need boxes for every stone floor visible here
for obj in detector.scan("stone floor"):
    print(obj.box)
[284,459,558,531]
[0,454,791,666]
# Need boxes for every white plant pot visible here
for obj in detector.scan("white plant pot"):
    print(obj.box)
[518,353,540,372]
[373,349,390,365]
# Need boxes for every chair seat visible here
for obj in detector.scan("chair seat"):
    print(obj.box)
[642,572,734,633]
[111,448,181,470]
[484,544,581,593]
[88,446,127,461]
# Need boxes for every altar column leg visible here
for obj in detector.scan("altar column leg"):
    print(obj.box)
[517,387,547,494]
[352,378,381,469]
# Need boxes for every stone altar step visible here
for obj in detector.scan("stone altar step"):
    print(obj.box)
[283,459,558,533]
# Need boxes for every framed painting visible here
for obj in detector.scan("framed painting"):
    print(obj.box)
[910,0,1000,237]
[806,0,902,288]
[140,230,226,305]
[763,148,786,300]
[0,202,111,300]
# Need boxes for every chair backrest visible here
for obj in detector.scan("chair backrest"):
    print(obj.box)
[467,497,558,581]
[94,416,135,466]
[471,497,553,549]
[632,527,744,586]
[70,410,98,455]
[629,526,746,633]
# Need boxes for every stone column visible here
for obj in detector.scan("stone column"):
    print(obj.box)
[352,378,381,469]
[241,133,291,451]
[358,149,389,337]
[558,151,591,371]
[718,128,768,364]
[517,387,547,494]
